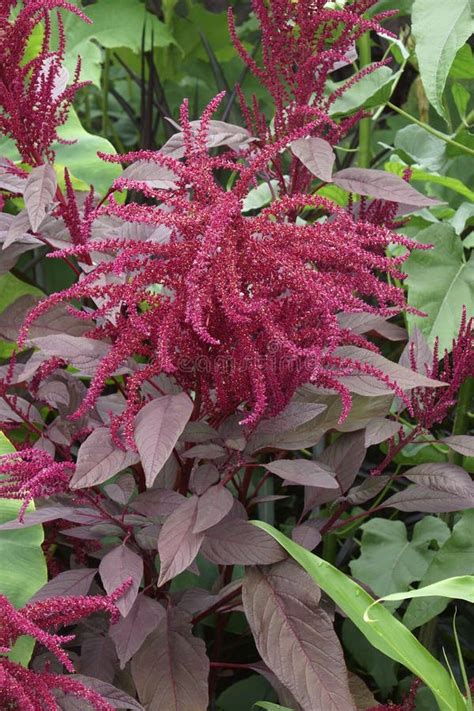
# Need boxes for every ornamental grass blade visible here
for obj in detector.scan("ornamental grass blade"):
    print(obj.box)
[252,521,467,711]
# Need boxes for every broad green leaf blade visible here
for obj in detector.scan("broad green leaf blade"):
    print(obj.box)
[0,433,47,665]
[404,224,474,353]
[403,510,474,630]
[0,273,42,358]
[365,576,474,619]
[254,704,293,711]
[412,0,472,117]
[252,521,467,711]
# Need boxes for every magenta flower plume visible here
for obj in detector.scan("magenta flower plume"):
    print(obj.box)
[0,584,130,710]
[21,96,416,442]
[0,448,74,521]
[228,0,394,145]
[0,0,90,165]
[409,308,474,430]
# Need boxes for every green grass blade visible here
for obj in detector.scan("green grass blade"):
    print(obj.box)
[253,521,467,711]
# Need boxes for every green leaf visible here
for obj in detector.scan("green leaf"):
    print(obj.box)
[0,274,42,358]
[63,0,176,87]
[329,66,396,116]
[403,510,474,630]
[449,45,474,80]
[0,433,47,665]
[365,575,474,620]
[412,0,472,117]
[53,108,120,194]
[350,517,450,608]
[404,224,474,353]
[451,83,471,120]
[254,704,293,711]
[217,676,277,711]
[252,521,467,711]
[385,160,474,202]
[394,124,447,172]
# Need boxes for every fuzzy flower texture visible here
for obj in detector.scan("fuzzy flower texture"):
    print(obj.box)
[19,0,417,439]
[0,584,129,710]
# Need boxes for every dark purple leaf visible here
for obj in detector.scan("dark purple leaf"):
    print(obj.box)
[4,209,33,249]
[248,401,327,452]
[0,296,89,342]
[0,158,27,193]
[130,489,186,518]
[292,521,322,551]
[180,421,218,444]
[24,164,57,231]
[71,428,140,489]
[104,473,136,504]
[242,560,355,711]
[161,119,254,159]
[134,393,193,487]
[291,137,335,182]
[201,518,286,565]
[442,436,474,457]
[264,459,338,488]
[56,675,144,710]
[193,485,234,533]
[333,168,440,207]
[157,495,204,586]
[79,634,118,683]
[218,414,247,451]
[110,593,164,669]
[32,335,115,377]
[0,506,98,530]
[346,475,391,506]
[404,462,474,498]
[182,443,226,459]
[30,569,97,602]
[189,463,220,495]
[383,485,474,513]
[99,544,143,617]
[131,607,209,711]
[337,312,407,342]
[305,432,366,512]
[119,161,178,189]
[334,345,445,396]
[364,418,400,447]
[399,327,433,373]
[0,396,41,424]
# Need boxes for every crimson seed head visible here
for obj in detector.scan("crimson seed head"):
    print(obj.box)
[0,0,90,165]
[22,96,416,442]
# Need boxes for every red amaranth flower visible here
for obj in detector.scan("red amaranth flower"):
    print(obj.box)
[409,309,473,430]
[21,96,417,443]
[228,0,393,146]
[0,0,90,166]
[0,583,129,710]
[0,448,74,521]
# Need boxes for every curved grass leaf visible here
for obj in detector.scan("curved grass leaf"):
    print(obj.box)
[252,521,467,711]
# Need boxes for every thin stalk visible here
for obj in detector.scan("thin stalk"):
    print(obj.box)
[387,102,474,157]
[357,33,372,169]
[102,48,111,136]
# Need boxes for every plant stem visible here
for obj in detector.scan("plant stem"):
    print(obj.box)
[387,102,474,157]
[357,33,372,168]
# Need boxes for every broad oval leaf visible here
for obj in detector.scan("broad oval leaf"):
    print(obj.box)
[56,675,144,710]
[383,485,474,513]
[24,164,57,231]
[332,168,440,208]
[442,435,474,458]
[201,518,286,565]
[157,495,204,586]
[193,485,234,533]
[291,137,335,182]
[243,560,355,711]
[30,568,96,602]
[71,427,140,489]
[134,393,193,487]
[131,607,209,711]
[264,459,338,488]
[99,544,143,617]
[110,593,164,669]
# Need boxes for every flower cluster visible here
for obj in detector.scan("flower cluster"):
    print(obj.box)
[21,95,415,443]
[409,308,473,430]
[0,448,74,521]
[228,0,393,145]
[0,0,89,166]
[0,584,128,710]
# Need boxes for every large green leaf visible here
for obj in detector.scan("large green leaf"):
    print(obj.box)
[53,108,120,194]
[63,0,176,87]
[253,521,467,711]
[350,517,450,608]
[0,433,47,665]
[403,510,474,630]
[404,224,474,353]
[329,66,396,116]
[0,274,42,358]
[412,0,472,118]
